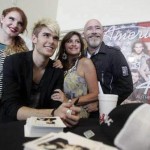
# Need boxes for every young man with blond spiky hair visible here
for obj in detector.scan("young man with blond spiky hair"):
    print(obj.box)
[1,18,81,127]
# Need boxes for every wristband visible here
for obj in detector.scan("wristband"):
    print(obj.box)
[51,109,56,116]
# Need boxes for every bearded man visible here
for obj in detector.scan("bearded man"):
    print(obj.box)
[83,19,133,116]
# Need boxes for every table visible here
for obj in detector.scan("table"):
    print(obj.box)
[0,118,114,150]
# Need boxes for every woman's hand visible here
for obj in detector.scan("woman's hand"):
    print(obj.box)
[83,101,99,112]
[51,89,67,102]
[53,59,63,68]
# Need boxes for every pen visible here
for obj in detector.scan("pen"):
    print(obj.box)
[74,98,79,106]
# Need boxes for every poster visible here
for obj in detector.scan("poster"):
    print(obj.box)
[103,22,150,103]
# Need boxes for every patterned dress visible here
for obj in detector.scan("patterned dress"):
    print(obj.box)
[0,43,6,100]
[64,60,89,118]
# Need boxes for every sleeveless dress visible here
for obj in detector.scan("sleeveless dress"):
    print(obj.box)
[64,59,89,118]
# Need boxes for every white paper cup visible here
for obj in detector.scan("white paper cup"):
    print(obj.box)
[99,94,118,124]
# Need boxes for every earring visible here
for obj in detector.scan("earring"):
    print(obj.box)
[62,52,67,60]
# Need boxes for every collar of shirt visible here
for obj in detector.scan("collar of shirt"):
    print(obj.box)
[87,46,101,58]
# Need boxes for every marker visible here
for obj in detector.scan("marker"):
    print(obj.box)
[74,98,79,106]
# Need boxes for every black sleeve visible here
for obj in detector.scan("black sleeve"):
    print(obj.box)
[112,50,133,105]
[1,56,24,121]
[48,68,64,108]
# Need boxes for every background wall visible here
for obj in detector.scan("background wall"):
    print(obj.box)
[0,0,150,36]
[57,0,150,32]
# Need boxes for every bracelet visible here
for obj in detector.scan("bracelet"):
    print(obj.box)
[51,109,56,116]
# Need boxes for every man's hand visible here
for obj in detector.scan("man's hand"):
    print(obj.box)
[54,102,81,127]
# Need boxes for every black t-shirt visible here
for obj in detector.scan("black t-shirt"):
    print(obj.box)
[29,81,41,108]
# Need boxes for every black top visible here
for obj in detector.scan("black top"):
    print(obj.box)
[1,51,64,122]
[85,42,133,104]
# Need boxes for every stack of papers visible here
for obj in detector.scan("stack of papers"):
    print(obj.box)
[24,117,66,137]
[24,132,118,150]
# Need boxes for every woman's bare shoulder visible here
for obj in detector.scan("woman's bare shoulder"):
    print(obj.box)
[79,57,93,66]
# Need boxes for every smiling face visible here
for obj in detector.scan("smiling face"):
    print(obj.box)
[32,27,59,58]
[65,34,81,57]
[1,11,24,37]
[84,19,104,49]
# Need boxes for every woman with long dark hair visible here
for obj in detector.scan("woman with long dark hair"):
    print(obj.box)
[51,31,99,118]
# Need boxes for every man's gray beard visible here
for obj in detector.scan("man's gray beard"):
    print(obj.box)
[88,40,101,49]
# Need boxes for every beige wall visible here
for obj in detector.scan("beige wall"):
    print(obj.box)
[0,0,58,37]
[1,0,150,35]
[1,0,150,49]
[57,0,150,32]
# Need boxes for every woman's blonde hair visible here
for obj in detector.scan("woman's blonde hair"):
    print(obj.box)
[4,36,28,56]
